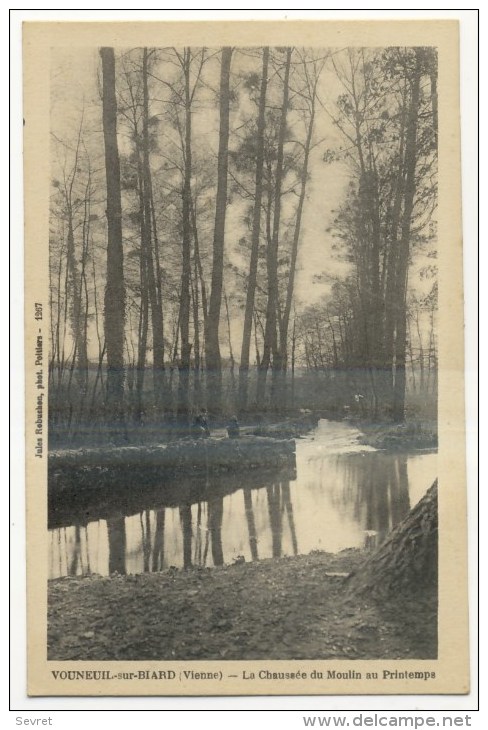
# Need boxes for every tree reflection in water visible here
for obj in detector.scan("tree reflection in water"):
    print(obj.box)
[282,480,298,556]
[267,483,282,558]
[139,510,151,572]
[193,502,205,566]
[208,495,224,566]
[243,488,259,561]
[152,509,165,572]
[106,514,126,574]
[328,452,411,551]
[50,449,433,578]
[68,525,82,576]
[179,504,193,569]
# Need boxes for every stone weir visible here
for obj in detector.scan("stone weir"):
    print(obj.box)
[48,436,296,529]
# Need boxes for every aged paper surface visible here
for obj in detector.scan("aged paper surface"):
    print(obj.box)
[24,20,468,696]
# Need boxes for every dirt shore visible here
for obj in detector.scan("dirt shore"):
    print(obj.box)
[48,549,436,661]
[356,420,437,451]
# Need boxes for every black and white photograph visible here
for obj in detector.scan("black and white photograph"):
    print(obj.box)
[22,19,469,697]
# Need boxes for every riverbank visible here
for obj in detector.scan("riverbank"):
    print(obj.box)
[356,419,437,451]
[48,549,436,661]
[48,412,319,451]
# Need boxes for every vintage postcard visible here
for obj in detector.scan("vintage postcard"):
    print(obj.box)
[23,20,468,696]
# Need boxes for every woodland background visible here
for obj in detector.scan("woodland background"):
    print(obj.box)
[48,45,438,443]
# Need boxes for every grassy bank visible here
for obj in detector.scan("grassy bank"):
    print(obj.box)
[48,549,436,661]
[356,419,437,451]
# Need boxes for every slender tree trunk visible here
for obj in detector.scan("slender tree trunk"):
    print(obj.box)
[205,47,232,416]
[142,48,166,416]
[191,196,208,407]
[430,59,438,149]
[65,207,82,424]
[72,187,91,437]
[190,197,208,326]
[238,46,269,413]
[407,317,417,393]
[415,308,425,391]
[367,155,384,418]
[90,253,106,415]
[63,120,84,428]
[100,47,126,433]
[224,290,236,409]
[79,200,90,394]
[278,76,316,408]
[177,48,194,430]
[383,81,408,415]
[256,181,274,405]
[191,256,202,408]
[393,52,422,423]
[268,48,292,411]
[291,315,296,409]
[135,158,149,423]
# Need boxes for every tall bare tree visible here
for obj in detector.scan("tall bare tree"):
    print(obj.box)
[142,48,166,413]
[275,50,324,408]
[257,47,292,408]
[392,49,423,422]
[100,47,126,429]
[238,47,269,413]
[205,47,233,415]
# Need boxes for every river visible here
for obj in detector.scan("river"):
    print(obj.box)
[49,419,437,578]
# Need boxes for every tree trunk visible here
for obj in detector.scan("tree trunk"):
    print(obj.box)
[383,80,408,415]
[345,479,437,599]
[191,196,208,409]
[238,46,269,413]
[135,144,149,423]
[393,52,422,423]
[429,50,438,149]
[256,179,275,406]
[205,47,232,416]
[142,49,166,416]
[278,72,316,408]
[100,47,126,432]
[269,48,292,411]
[190,197,208,326]
[177,48,194,430]
[77,182,91,399]
[224,290,236,409]
[191,254,202,407]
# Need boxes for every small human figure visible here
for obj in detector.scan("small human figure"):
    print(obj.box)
[191,420,205,439]
[193,409,210,438]
[227,415,240,439]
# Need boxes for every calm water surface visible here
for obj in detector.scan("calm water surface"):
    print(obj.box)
[49,420,437,578]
